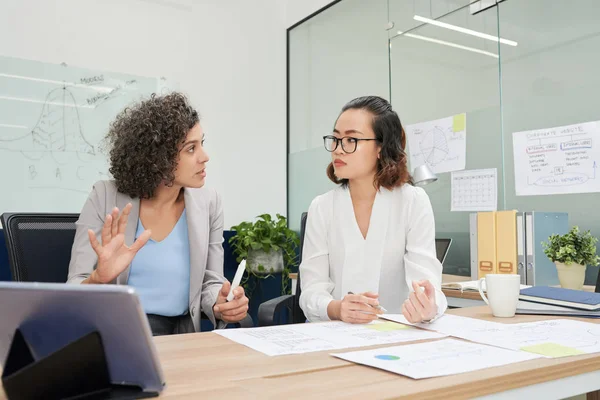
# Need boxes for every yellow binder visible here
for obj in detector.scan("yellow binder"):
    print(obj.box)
[495,210,518,275]
[477,212,496,278]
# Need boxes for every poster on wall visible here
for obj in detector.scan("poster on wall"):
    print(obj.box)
[405,113,467,174]
[512,120,600,196]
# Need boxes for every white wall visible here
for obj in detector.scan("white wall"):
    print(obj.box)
[285,0,336,28]
[0,0,286,228]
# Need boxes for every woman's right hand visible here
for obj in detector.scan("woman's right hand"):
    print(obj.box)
[85,203,152,284]
[331,292,382,324]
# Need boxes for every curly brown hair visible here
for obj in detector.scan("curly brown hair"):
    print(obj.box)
[105,92,199,199]
[327,96,412,190]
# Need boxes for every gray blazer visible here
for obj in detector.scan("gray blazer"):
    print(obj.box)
[67,180,227,331]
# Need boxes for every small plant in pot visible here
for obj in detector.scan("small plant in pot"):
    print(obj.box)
[542,226,600,290]
[229,214,300,298]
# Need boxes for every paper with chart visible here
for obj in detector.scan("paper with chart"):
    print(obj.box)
[380,314,600,358]
[406,113,466,174]
[512,120,600,196]
[214,320,447,356]
[0,54,175,213]
[451,168,497,212]
[332,338,540,379]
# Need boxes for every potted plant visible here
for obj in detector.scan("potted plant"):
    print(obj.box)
[229,214,300,297]
[542,226,600,290]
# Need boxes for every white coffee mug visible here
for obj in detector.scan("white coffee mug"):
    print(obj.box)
[478,274,521,318]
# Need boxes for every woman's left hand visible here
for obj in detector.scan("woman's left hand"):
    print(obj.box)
[402,280,437,323]
[213,281,249,323]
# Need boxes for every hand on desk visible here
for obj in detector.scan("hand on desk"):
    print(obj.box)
[402,280,437,323]
[86,203,152,284]
[213,281,249,323]
[329,292,383,324]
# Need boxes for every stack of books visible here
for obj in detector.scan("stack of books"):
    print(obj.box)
[517,286,600,318]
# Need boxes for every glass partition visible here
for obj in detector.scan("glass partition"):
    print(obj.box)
[288,0,600,282]
[288,0,388,231]
[388,2,501,275]
[499,0,600,284]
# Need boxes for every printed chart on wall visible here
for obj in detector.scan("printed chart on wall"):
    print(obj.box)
[405,113,466,174]
[0,55,174,213]
[512,121,600,196]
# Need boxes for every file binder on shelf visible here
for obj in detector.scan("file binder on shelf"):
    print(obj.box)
[470,211,569,286]
[477,211,497,278]
[523,212,568,286]
[469,213,479,281]
[495,210,518,275]
[516,213,526,284]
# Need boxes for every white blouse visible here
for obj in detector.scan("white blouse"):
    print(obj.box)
[299,184,448,322]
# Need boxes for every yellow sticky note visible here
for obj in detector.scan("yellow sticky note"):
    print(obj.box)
[365,321,412,332]
[452,113,466,132]
[520,343,585,358]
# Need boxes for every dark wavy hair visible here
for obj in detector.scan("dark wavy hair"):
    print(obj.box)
[106,92,199,199]
[327,96,412,189]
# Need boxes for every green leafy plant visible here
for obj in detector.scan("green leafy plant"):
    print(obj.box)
[229,214,300,297]
[542,226,600,266]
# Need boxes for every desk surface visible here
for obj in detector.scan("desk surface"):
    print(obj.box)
[152,306,600,399]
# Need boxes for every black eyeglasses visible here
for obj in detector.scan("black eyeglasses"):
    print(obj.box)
[322,135,378,154]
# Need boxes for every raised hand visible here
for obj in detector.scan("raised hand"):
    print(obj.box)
[86,203,152,284]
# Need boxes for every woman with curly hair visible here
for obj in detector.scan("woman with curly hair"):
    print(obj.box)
[299,96,447,325]
[67,92,249,335]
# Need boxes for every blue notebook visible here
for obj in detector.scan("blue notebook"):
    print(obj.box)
[519,286,600,311]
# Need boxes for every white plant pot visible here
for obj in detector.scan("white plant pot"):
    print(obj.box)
[555,262,586,290]
[247,249,284,275]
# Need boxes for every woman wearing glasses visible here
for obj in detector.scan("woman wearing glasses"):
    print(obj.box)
[299,96,447,324]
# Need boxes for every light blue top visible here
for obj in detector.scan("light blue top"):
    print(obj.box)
[128,209,190,316]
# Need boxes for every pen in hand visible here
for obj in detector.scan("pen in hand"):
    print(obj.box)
[348,291,388,313]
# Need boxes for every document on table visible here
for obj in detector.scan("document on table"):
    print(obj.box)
[380,314,505,338]
[380,314,600,358]
[214,320,447,356]
[332,338,540,379]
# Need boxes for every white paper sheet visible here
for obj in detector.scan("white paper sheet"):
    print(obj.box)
[451,168,497,212]
[380,314,600,358]
[214,320,447,356]
[512,120,600,196]
[332,338,540,379]
[406,113,467,174]
[379,314,504,338]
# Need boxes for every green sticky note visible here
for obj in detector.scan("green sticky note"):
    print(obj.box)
[520,343,585,358]
[452,113,466,132]
[365,321,412,332]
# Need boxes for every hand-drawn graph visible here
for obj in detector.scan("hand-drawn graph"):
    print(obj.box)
[512,121,600,196]
[0,55,162,212]
[406,113,467,174]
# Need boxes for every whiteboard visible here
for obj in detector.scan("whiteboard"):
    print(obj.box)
[512,120,600,196]
[0,55,174,213]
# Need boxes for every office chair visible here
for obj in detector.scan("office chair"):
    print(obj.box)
[257,212,307,326]
[1,213,79,282]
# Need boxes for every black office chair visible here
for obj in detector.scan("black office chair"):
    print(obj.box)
[1,213,79,282]
[258,212,307,326]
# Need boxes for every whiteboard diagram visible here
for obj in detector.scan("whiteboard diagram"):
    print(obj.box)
[512,120,600,196]
[405,113,467,174]
[0,55,166,213]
